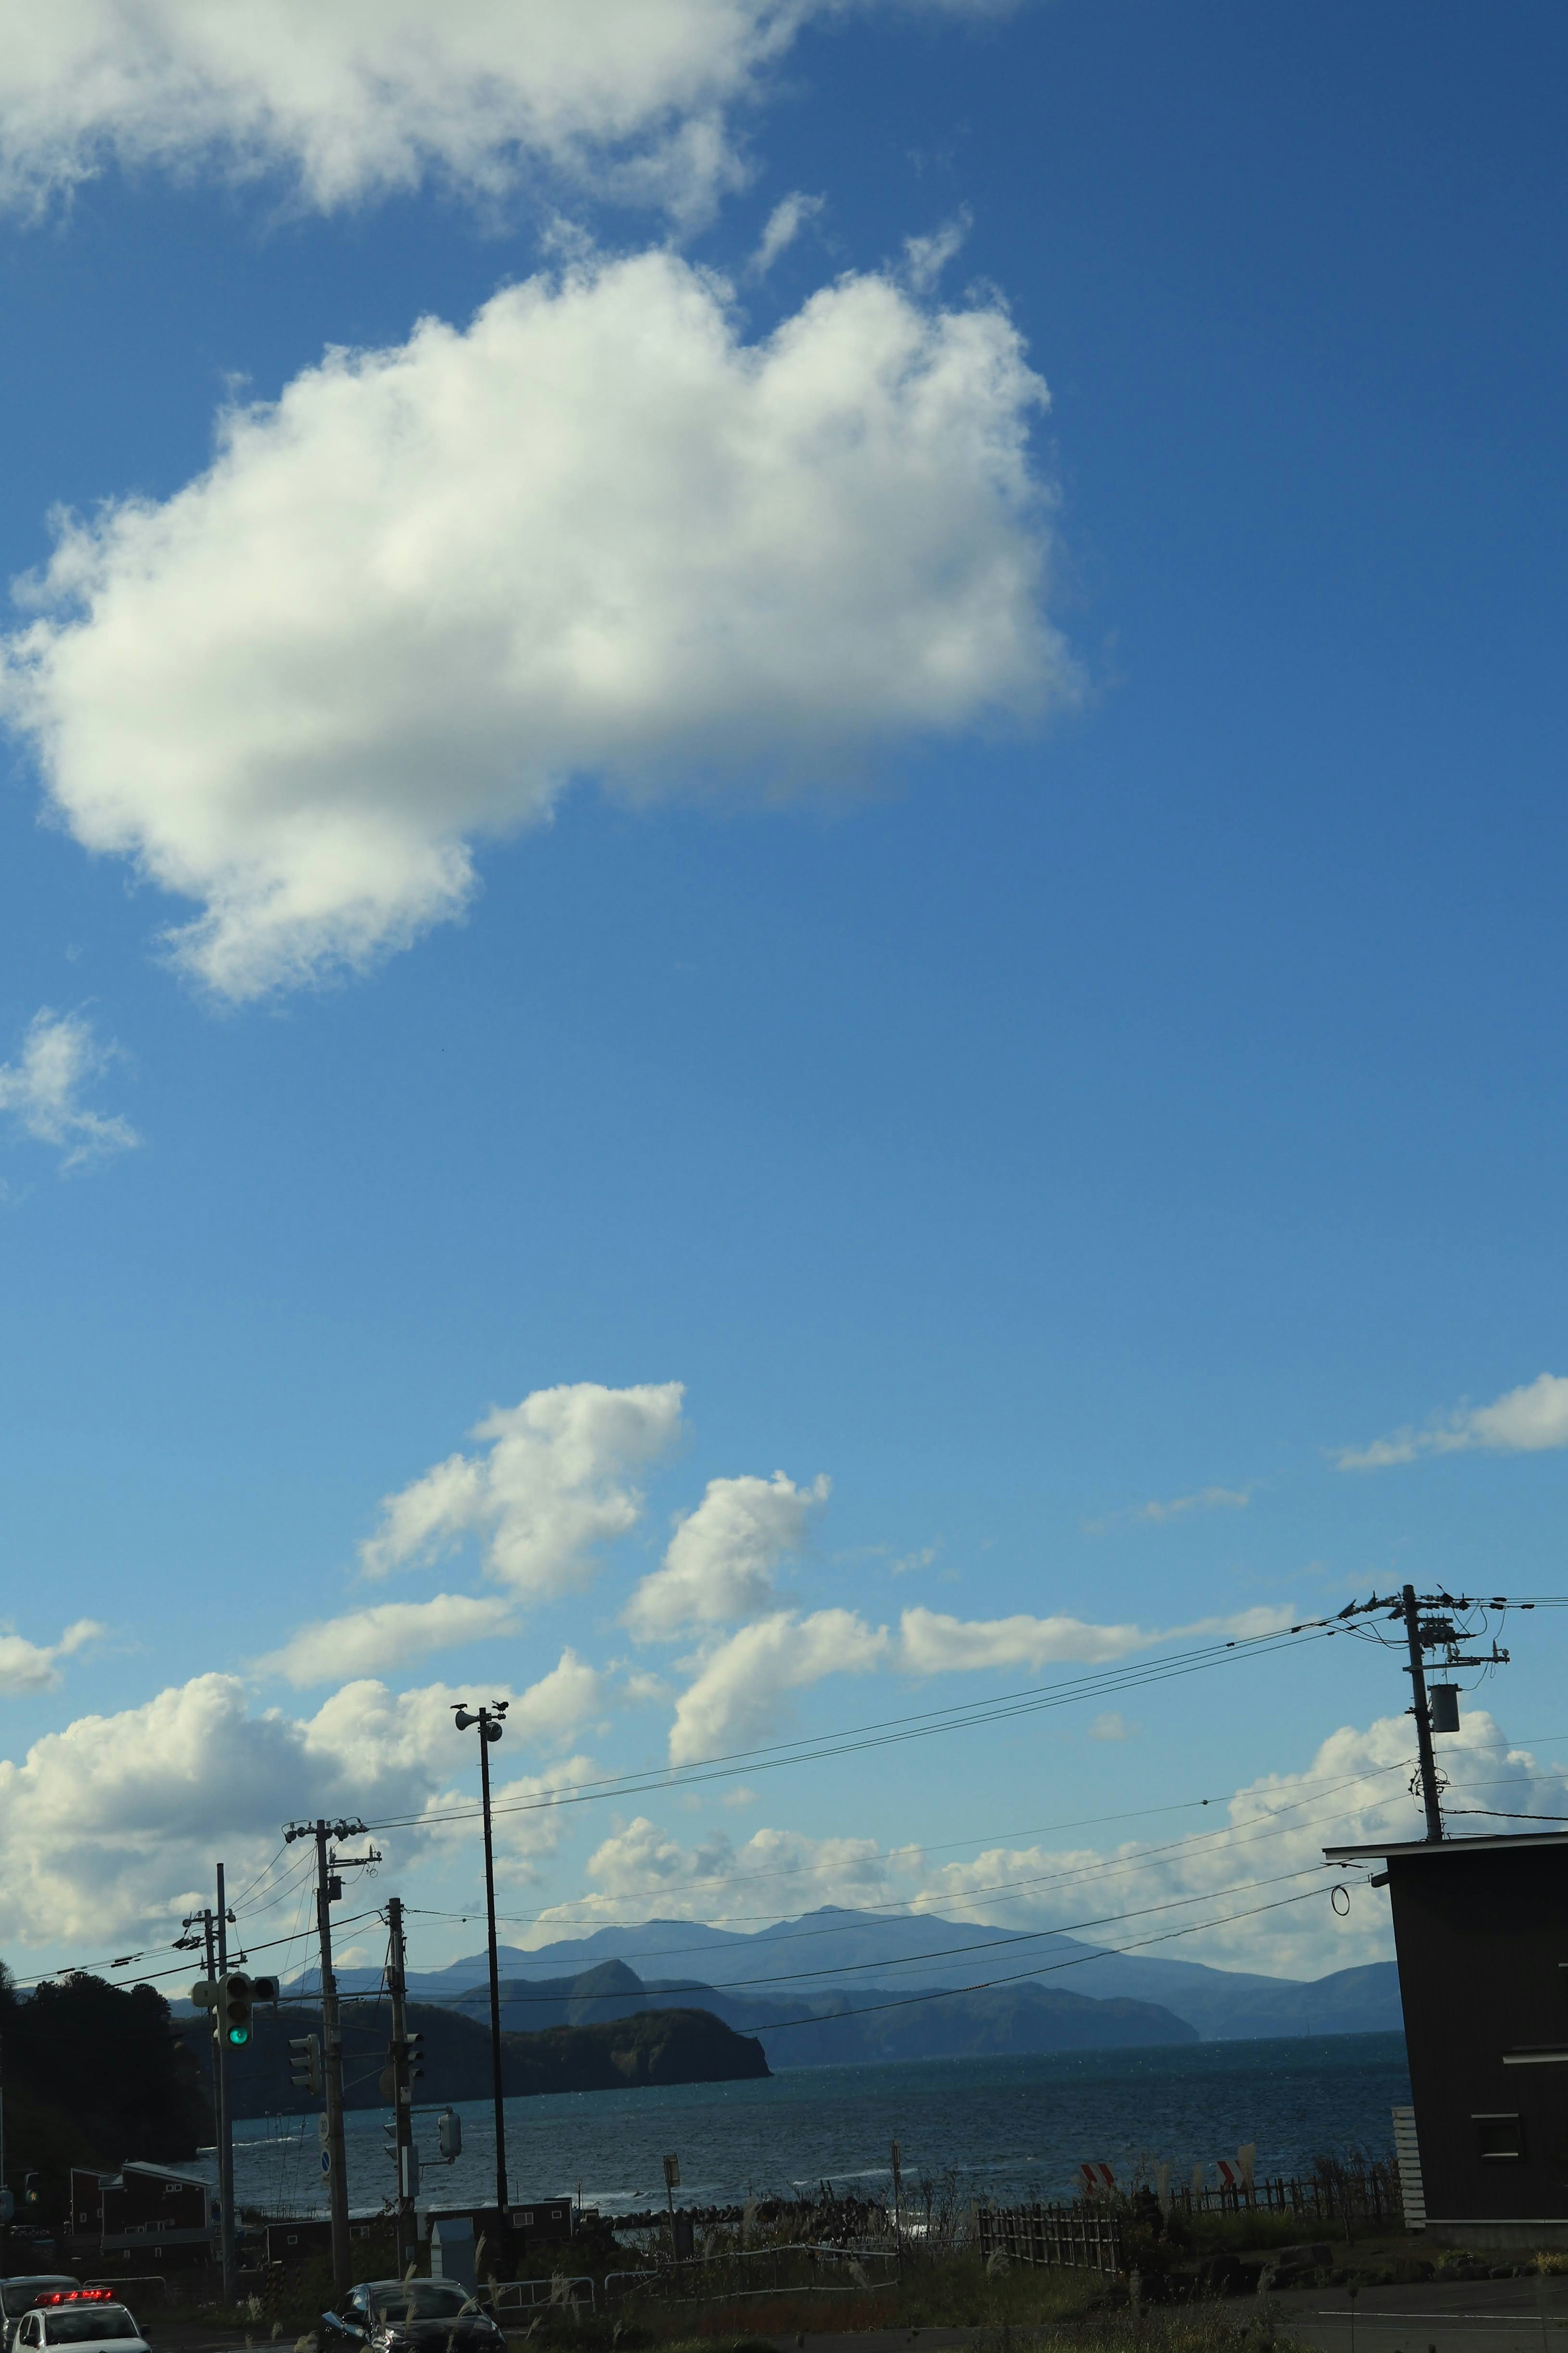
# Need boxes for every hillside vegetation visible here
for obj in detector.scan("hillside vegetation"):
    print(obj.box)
[179,1994,768,2119]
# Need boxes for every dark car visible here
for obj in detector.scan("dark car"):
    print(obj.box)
[322,2282,504,2353]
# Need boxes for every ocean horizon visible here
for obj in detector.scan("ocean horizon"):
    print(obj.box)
[219,2030,1412,2221]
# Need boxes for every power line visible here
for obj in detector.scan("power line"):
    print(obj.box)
[362,1622,1340,1834]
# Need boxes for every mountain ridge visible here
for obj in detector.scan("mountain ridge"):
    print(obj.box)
[287,1906,1402,2045]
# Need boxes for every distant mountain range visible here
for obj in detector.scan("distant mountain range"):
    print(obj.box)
[276,1906,1403,2056]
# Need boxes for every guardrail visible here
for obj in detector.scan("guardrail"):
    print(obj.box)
[604,2244,898,2306]
[491,2278,595,2317]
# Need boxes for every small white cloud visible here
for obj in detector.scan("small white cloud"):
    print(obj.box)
[0,1618,102,1695]
[1338,1373,1568,1470]
[621,1669,670,1705]
[258,1593,518,1687]
[0,1008,138,1168]
[625,1469,829,1639]
[1087,1710,1130,1741]
[890,1545,937,1577]
[748,189,824,275]
[1085,1485,1252,1534]
[359,1380,684,1599]
[2,251,1072,1000]
[903,205,972,292]
[721,1783,760,1807]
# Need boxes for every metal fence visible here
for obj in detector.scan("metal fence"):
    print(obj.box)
[604,2242,899,2306]
[976,2206,1124,2277]
[1169,2166,1401,2226]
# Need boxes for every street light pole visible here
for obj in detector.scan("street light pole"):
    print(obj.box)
[454,1702,510,2213]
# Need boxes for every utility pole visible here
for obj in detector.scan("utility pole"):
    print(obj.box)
[283,1815,377,2293]
[1401,1585,1445,1844]
[452,1703,510,2214]
[314,1822,351,2293]
[214,1869,238,2305]
[1325,1587,1510,1842]
[386,1898,415,2276]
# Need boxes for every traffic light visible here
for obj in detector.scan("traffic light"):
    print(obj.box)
[289,2034,323,2095]
[219,1972,254,2047]
[23,2172,40,2212]
[251,1974,280,2003]
[392,2031,424,2084]
[190,1977,218,2018]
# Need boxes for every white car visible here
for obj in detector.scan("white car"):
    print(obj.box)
[0,2283,81,2353]
[11,2294,149,2353]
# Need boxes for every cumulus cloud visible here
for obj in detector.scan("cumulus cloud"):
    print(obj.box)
[533,1812,891,1929]
[360,1380,684,1599]
[667,1601,1294,1762]
[908,1708,1564,1977]
[505,1648,605,1747]
[0,3,1010,223]
[258,1594,519,1687]
[670,1607,889,1760]
[542,1709,1557,1977]
[625,1469,829,1639]
[0,1668,591,1947]
[0,1008,138,1167]
[1338,1373,1568,1470]
[0,1618,103,1695]
[2,250,1072,1000]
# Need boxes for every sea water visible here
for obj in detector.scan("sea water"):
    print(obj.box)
[220,2032,1411,2221]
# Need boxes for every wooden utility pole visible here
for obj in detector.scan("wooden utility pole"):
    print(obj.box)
[311,1823,352,2291]
[1401,1584,1445,1842]
[213,1871,238,2305]
[386,1897,416,2277]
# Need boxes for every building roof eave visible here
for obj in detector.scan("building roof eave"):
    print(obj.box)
[1323,1829,1568,1862]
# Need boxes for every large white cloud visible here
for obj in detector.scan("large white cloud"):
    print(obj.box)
[1339,1372,1568,1470]
[0,1668,592,1949]
[0,2,1011,222]
[258,1594,519,1687]
[547,1711,1565,1978]
[625,1469,829,1639]
[533,1813,892,1931]
[0,1009,138,1168]
[360,1380,684,1599]
[2,251,1072,999]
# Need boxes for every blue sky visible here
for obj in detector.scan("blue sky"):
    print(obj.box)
[0,0,1566,1989]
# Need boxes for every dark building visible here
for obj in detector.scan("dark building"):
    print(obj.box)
[68,2162,216,2270]
[1323,1827,1568,2249]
